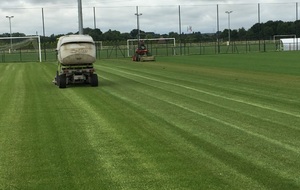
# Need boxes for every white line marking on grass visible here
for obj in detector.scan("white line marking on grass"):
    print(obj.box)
[99,76,300,154]
[156,96,300,154]
[101,66,300,119]
[100,70,297,131]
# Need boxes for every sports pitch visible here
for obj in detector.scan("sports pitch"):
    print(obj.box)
[0,52,299,189]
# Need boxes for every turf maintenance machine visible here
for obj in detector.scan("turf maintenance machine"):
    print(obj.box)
[54,34,98,88]
[132,41,155,62]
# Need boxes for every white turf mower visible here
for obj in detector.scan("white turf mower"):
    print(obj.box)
[54,35,98,88]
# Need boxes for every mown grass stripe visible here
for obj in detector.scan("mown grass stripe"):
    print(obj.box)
[54,87,184,189]
[112,61,300,108]
[0,64,29,189]
[99,69,300,133]
[1,53,300,189]
[98,76,299,189]
[100,91,266,189]
[114,63,300,102]
[100,65,300,119]
[164,96,300,154]
[98,63,300,150]
[98,65,300,146]
[99,71,300,152]
[99,65,299,186]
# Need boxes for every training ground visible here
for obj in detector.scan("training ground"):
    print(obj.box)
[0,52,299,189]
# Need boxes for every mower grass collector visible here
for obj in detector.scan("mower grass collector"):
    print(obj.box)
[54,34,98,88]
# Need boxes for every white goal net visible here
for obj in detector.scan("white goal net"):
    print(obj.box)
[127,38,176,57]
[0,36,42,62]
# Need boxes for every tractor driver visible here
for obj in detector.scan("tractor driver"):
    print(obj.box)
[138,41,146,50]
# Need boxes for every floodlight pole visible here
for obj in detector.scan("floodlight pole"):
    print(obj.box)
[78,0,83,34]
[135,6,142,43]
[225,11,232,45]
[93,7,96,29]
[6,16,14,53]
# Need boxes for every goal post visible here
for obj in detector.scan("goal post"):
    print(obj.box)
[273,34,298,51]
[273,34,296,42]
[95,41,103,50]
[127,38,176,57]
[0,35,42,62]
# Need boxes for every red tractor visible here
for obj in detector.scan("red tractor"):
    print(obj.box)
[132,41,155,61]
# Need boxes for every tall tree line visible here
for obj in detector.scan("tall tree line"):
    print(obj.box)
[1,20,300,45]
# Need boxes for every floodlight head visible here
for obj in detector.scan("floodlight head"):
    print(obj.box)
[225,11,233,14]
[6,16,14,18]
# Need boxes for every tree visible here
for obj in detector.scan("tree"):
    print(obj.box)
[145,32,160,39]
[295,20,300,36]
[168,32,179,39]
[245,29,255,40]
[103,29,122,41]
[276,21,289,35]
[237,27,247,40]
[130,29,145,39]
[83,28,103,41]
[121,32,131,40]
[0,32,26,37]
[248,23,263,39]
[231,29,238,40]
[220,29,229,40]
[262,26,274,39]
[5,19,300,45]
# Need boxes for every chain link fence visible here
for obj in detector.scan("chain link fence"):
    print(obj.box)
[0,39,285,63]
[0,2,298,62]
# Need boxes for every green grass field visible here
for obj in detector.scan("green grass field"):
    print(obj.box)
[0,52,300,189]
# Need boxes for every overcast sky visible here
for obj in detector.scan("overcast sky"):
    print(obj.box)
[0,0,299,36]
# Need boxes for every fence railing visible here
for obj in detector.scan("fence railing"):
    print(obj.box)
[0,40,290,63]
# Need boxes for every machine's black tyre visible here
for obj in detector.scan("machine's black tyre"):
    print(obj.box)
[56,73,60,86]
[58,74,67,88]
[55,71,59,85]
[90,74,98,87]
